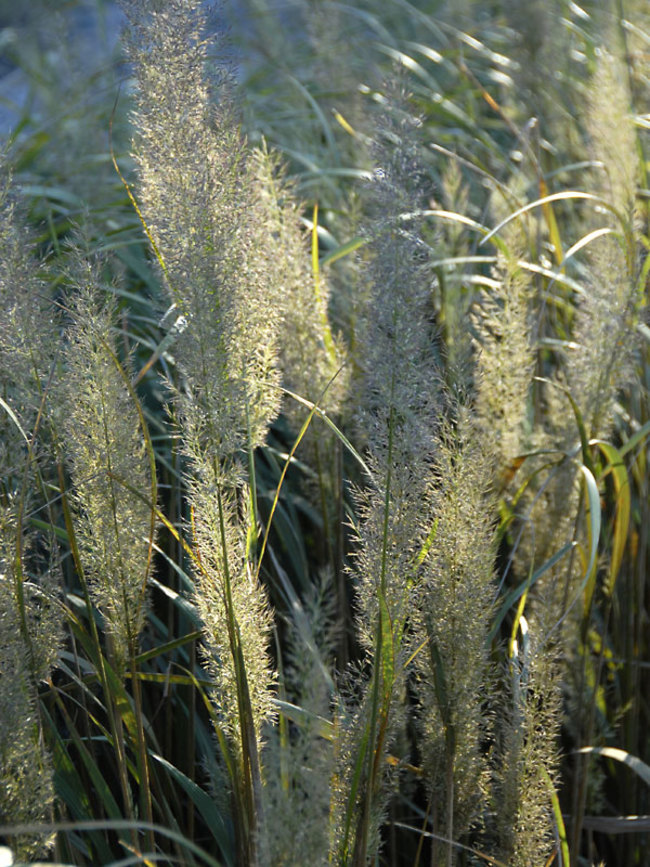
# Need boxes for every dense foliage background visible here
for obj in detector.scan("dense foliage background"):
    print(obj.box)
[1,0,650,864]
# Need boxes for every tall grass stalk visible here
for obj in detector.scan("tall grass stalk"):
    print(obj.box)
[327,94,442,864]
[0,166,61,862]
[125,0,282,860]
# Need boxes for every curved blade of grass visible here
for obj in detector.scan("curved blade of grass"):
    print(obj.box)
[273,699,334,741]
[392,822,508,866]
[489,543,574,642]
[280,386,373,480]
[0,822,224,867]
[377,45,440,89]
[577,746,650,787]
[480,191,620,247]
[618,419,650,458]
[561,226,615,267]
[400,208,489,236]
[404,40,444,64]
[151,755,234,867]
[541,226,615,299]
[518,261,587,296]
[431,255,497,269]
[320,235,366,267]
[580,463,603,616]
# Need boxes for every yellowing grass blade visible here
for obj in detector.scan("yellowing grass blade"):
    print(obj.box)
[593,440,630,594]
[542,765,570,867]
[332,108,358,138]
[538,176,564,266]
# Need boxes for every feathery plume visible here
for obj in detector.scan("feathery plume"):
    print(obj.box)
[124,0,282,461]
[330,89,441,864]
[473,244,535,466]
[410,406,496,858]
[263,574,337,865]
[0,167,60,862]
[125,4,281,861]
[61,265,154,670]
[189,454,276,750]
[566,45,640,440]
[250,144,347,423]
[495,619,561,866]
[0,507,59,862]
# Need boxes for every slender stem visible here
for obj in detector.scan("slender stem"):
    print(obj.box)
[131,647,155,854]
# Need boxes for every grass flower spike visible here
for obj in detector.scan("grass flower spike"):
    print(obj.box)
[61,266,155,670]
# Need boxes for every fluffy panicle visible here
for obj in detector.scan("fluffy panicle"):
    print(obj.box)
[330,452,428,862]
[264,574,337,865]
[251,145,347,421]
[330,93,442,863]
[61,267,154,669]
[468,176,567,858]
[331,688,407,865]
[125,0,281,460]
[567,46,640,440]
[351,94,441,656]
[0,168,58,450]
[125,0,280,828]
[495,55,641,824]
[410,406,496,853]
[0,500,61,862]
[355,109,440,475]
[188,455,276,750]
[495,621,562,866]
[125,9,281,860]
[520,44,643,647]
[568,233,638,440]
[586,46,638,219]
[0,171,61,861]
[250,145,349,574]
[432,159,475,377]
[350,459,424,652]
[473,243,535,465]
